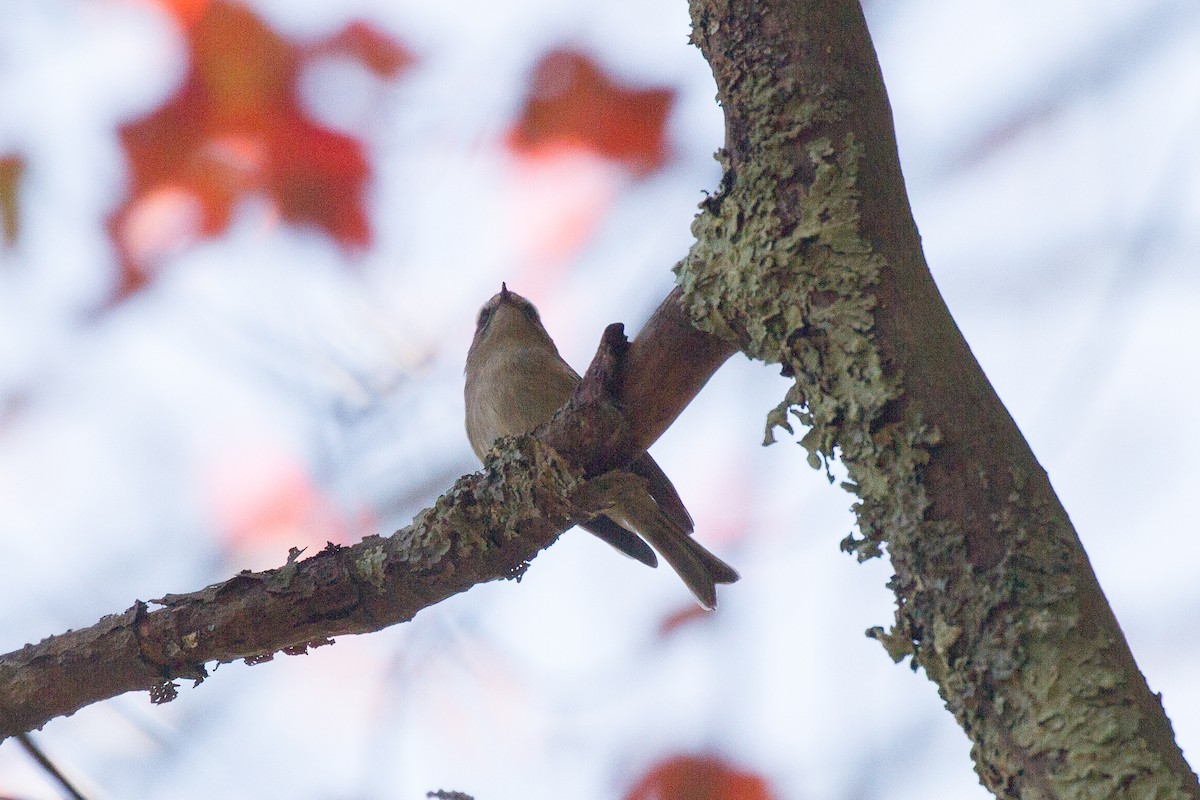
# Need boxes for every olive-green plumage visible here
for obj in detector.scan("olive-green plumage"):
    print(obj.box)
[465,284,738,608]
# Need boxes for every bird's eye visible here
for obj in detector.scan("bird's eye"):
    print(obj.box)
[477,306,493,330]
[521,303,540,325]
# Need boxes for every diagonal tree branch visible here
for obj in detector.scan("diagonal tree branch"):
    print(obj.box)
[677,0,1199,796]
[0,300,734,741]
[0,438,582,740]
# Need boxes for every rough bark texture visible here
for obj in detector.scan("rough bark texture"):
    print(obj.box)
[3,3,1196,796]
[0,318,733,740]
[0,437,583,739]
[676,0,1199,797]
[620,287,739,452]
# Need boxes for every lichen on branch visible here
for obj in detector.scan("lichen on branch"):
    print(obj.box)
[674,49,935,568]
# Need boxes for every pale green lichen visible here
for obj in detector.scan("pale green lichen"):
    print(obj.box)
[677,115,923,565]
[352,543,388,593]
[678,21,1197,796]
[928,474,1196,799]
[387,435,582,572]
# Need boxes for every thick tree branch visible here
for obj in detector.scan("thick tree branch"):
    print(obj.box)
[678,0,1199,796]
[619,288,738,453]
[0,298,733,741]
[0,439,582,739]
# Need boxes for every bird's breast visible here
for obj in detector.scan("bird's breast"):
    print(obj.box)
[465,346,577,458]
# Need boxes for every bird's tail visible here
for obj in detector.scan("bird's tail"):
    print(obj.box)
[607,482,739,610]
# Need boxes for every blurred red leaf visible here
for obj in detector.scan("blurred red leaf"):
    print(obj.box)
[626,755,776,800]
[505,149,622,273]
[658,603,712,637]
[109,1,412,301]
[0,154,23,247]
[311,21,415,79]
[269,114,372,245]
[147,0,211,28]
[207,446,352,558]
[509,49,674,175]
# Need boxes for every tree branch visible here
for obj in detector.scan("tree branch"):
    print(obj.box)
[0,296,734,741]
[619,288,738,454]
[679,0,1199,796]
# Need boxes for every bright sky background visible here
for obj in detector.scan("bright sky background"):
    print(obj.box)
[1,0,1198,798]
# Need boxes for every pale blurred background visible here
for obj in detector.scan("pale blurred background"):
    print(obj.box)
[0,0,1198,797]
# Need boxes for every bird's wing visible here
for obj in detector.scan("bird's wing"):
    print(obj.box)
[629,454,694,535]
[579,515,658,567]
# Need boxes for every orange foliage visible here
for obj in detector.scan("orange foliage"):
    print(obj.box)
[206,446,355,558]
[657,603,713,637]
[312,21,415,79]
[110,1,412,300]
[509,49,675,175]
[147,0,211,28]
[624,758,772,800]
[504,150,623,276]
[626,755,776,800]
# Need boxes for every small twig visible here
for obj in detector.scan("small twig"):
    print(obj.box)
[16,732,89,800]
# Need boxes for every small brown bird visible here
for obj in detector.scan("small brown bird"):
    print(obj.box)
[464,284,739,608]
